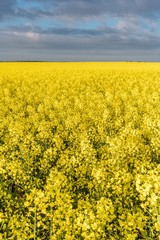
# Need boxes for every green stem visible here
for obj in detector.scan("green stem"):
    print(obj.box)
[34,207,37,240]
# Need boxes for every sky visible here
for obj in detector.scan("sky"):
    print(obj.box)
[0,0,160,61]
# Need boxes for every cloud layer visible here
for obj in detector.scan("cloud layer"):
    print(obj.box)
[0,0,160,61]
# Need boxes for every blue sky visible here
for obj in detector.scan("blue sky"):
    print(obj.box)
[0,0,160,61]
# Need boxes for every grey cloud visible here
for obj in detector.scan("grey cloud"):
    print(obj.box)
[1,0,160,24]
[24,0,160,19]
[8,24,116,37]
[1,0,160,61]
[14,8,52,19]
[3,0,160,21]
[1,28,160,61]
[3,23,160,52]
[0,0,17,19]
[37,27,105,37]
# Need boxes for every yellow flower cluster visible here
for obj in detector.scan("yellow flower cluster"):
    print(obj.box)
[0,62,160,239]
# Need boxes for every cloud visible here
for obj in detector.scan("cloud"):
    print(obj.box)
[0,0,17,19]
[2,0,160,21]
[23,0,160,19]
[0,0,160,61]
[1,28,160,61]
[3,20,160,53]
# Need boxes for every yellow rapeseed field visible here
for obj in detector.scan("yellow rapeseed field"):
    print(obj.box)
[0,62,160,239]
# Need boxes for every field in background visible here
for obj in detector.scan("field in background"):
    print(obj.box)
[0,62,160,239]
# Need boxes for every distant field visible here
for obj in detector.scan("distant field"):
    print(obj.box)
[0,62,160,239]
